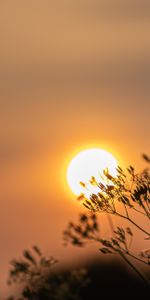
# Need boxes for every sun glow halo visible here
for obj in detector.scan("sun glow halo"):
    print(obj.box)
[67,148,118,196]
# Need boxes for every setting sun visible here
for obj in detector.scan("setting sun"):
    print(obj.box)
[67,148,118,196]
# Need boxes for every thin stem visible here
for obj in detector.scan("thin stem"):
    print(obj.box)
[119,252,150,286]
[111,198,116,213]
[124,204,129,218]
[127,252,148,266]
[128,234,133,249]
[124,240,129,253]
[146,200,150,213]
[146,190,150,211]
[141,202,150,219]
[116,213,150,236]
[132,207,147,217]
[128,217,150,236]
[107,214,115,234]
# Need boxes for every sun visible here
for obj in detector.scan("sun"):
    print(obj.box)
[67,148,118,196]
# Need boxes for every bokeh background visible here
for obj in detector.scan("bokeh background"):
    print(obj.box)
[0,1,150,297]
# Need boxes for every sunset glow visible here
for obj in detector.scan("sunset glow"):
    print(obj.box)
[67,148,118,196]
[1,1,149,296]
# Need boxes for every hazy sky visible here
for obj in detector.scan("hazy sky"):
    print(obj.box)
[0,1,150,297]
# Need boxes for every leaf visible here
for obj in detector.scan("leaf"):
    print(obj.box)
[111,238,120,247]
[101,239,113,248]
[100,248,112,254]
[23,250,36,265]
[80,214,88,222]
[127,166,134,174]
[83,203,91,210]
[33,245,42,256]
[80,181,86,188]
[77,193,85,201]
[142,154,150,163]
[126,227,133,236]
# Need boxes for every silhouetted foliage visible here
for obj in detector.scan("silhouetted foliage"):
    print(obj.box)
[7,246,89,300]
[64,155,150,287]
[7,154,150,300]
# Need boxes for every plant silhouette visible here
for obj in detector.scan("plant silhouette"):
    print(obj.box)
[7,246,89,300]
[64,154,150,287]
[7,154,150,299]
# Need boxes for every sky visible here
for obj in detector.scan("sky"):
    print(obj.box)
[0,1,150,297]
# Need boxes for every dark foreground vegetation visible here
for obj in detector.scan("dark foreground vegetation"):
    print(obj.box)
[7,154,150,299]
[7,252,149,300]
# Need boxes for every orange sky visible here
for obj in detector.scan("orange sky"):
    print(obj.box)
[0,1,150,297]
